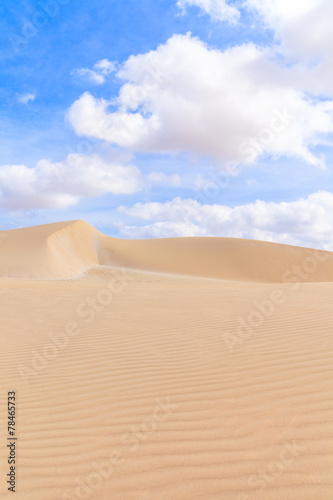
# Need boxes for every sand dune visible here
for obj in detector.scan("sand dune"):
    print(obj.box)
[0,220,332,282]
[0,221,332,499]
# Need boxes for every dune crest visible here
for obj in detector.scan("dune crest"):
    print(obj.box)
[0,220,332,282]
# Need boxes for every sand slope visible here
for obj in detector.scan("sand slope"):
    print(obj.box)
[0,221,332,500]
[0,220,332,282]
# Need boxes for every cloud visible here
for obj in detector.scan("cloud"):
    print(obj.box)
[147,172,181,186]
[0,155,143,210]
[243,1,333,99]
[177,0,240,23]
[0,153,184,210]
[118,191,333,249]
[67,35,333,167]
[17,93,35,104]
[72,59,116,85]
[246,0,333,61]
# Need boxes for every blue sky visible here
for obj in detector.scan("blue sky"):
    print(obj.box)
[0,0,332,248]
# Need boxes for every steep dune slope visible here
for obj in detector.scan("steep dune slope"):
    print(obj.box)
[0,220,332,282]
[0,221,99,279]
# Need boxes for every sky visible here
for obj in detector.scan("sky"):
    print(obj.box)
[0,0,332,249]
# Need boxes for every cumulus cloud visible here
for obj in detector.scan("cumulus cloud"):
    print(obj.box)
[0,153,184,210]
[118,192,333,249]
[67,35,333,167]
[246,0,333,60]
[177,0,240,23]
[17,93,35,104]
[0,155,143,210]
[72,59,116,85]
[244,0,333,98]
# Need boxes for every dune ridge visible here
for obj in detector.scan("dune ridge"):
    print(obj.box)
[0,220,332,282]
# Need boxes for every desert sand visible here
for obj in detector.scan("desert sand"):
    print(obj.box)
[0,220,332,499]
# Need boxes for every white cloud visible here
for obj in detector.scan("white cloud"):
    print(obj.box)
[67,35,333,168]
[148,172,181,186]
[67,91,160,147]
[0,155,143,210]
[118,192,333,249]
[177,0,240,23]
[244,1,333,99]
[94,59,116,74]
[246,0,333,60]
[0,153,183,210]
[72,59,116,85]
[17,93,35,104]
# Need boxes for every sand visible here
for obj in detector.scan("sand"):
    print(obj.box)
[0,220,332,499]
